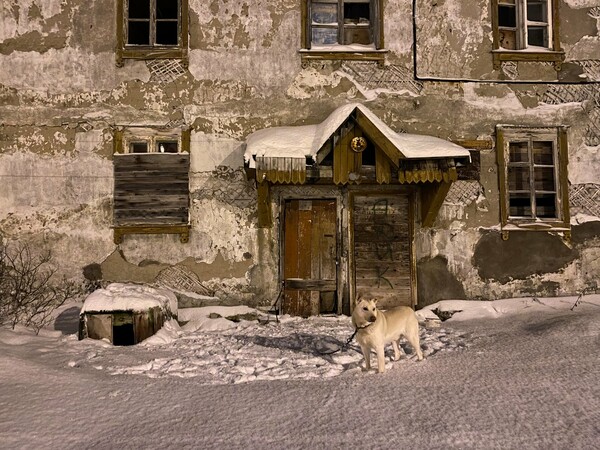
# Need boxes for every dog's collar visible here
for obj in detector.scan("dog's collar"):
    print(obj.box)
[356,322,373,330]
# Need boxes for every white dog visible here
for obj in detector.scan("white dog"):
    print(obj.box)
[351,298,424,373]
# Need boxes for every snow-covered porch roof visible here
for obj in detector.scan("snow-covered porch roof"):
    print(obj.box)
[244,103,472,227]
[244,103,471,185]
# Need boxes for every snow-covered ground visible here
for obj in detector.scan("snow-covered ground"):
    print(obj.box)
[1,294,599,449]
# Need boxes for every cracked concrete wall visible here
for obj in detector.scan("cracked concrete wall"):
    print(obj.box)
[1,0,599,307]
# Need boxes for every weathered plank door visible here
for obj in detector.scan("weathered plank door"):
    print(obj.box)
[352,193,414,309]
[283,199,337,317]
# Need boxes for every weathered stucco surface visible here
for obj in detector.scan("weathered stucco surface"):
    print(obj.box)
[1,0,599,308]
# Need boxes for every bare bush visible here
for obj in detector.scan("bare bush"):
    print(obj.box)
[0,241,79,334]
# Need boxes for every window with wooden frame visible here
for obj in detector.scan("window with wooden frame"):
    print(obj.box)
[497,126,570,237]
[300,0,386,65]
[116,0,189,67]
[112,127,191,243]
[491,0,564,70]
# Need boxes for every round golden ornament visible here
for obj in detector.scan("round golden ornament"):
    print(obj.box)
[350,136,367,153]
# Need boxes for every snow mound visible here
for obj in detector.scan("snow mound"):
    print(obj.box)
[81,283,178,316]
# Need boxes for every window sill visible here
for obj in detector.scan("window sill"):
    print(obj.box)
[116,47,188,67]
[299,48,387,67]
[492,49,565,71]
[500,221,571,240]
[113,224,190,244]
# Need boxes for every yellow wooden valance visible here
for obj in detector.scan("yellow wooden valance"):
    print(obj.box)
[256,156,306,184]
[398,159,458,184]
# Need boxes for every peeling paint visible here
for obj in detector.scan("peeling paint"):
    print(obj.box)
[1,0,599,309]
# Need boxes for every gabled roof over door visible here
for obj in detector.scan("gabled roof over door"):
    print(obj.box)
[243,103,471,227]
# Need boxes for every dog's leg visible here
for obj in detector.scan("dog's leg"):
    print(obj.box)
[360,344,371,371]
[406,331,424,361]
[376,345,386,373]
[392,340,402,361]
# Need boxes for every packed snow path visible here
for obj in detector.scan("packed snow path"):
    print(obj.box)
[1,296,599,449]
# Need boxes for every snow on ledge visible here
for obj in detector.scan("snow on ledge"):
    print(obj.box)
[417,295,600,322]
[80,283,178,316]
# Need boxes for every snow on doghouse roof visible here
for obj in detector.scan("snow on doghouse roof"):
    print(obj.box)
[244,103,470,168]
[80,283,177,315]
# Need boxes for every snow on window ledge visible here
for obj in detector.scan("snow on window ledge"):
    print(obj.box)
[300,43,386,53]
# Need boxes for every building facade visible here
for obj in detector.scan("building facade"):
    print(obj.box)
[1,0,599,315]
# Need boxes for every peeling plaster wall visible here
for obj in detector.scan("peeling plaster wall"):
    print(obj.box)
[415,0,600,82]
[1,0,599,308]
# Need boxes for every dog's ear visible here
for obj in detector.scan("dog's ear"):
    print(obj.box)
[373,299,378,305]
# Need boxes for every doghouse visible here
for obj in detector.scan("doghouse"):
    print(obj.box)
[78,283,177,346]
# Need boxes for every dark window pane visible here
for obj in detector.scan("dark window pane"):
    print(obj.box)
[131,142,148,153]
[534,167,555,191]
[158,141,178,153]
[509,193,532,217]
[343,27,371,45]
[527,1,547,22]
[128,21,150,45]
[528,26,547,47]
[128,0,150,19]
[312,3,338,24]
[533,141,553,165]
[360,141,375,165]
[508,166,530,191]
[509,141,529,162]
[344,2,370,25]
[498,5,516,27]
[536,193,556,218]
[157,0,179,19]
[312,28,338,45]
[156,21,178,45]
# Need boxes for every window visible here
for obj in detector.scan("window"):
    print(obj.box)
[300,0,385,64]
[497,126,570,236]
[116,0,189,66]
[491,0,564,70]
[112,127,191,243]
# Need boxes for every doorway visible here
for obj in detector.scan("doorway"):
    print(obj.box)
[112,312,135,346]
[351,192,414,310]
[282,199,337,317]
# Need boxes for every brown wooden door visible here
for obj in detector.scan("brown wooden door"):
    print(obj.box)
[352,193,413,309]
[283,199,337,317]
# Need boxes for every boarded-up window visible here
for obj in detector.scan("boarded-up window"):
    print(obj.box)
[352,193,413,309]
[113,153,190,226]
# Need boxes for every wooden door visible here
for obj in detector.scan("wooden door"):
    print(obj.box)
[283,199,337,317]
[352,193,413,309]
